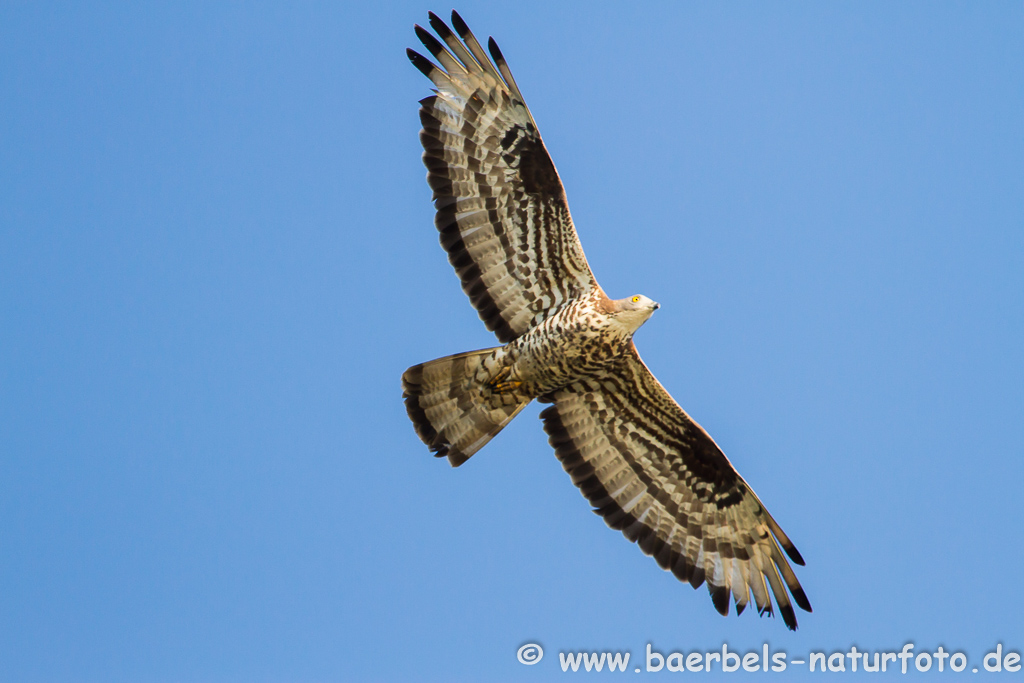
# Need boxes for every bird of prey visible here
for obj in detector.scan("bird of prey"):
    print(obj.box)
[401,10,811,630]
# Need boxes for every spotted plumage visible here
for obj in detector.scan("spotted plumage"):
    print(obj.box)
[401,11,811,630]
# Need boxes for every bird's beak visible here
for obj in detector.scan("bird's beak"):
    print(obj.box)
[653,302,661,310]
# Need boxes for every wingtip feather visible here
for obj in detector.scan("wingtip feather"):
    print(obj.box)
[791,585,812,613]
[710,585,730,616]
[407,48,435,78]
[487,36,503,62]
[450,9,469,37]
[414,24,439,52]
[781,603,798,631]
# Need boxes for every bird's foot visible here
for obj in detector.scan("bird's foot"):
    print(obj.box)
[489,367,522,394]
[492,380,523,394]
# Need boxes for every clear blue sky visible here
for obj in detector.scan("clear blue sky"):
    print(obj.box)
[2,2,1022,681]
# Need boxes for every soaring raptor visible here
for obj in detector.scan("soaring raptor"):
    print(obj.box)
[402,11,811,630]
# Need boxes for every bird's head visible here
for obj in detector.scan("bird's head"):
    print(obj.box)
[612,294,660,333]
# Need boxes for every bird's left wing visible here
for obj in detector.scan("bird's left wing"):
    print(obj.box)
[539,345,811,629]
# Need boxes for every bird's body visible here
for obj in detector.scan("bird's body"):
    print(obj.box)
[402,10,812,630]
[500,291,658,397]
[404,290,655,464]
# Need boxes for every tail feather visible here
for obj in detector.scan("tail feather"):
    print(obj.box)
[402,348,530,466]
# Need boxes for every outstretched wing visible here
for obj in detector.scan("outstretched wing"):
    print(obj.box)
[409,11,598,343]
[539,345,812,630]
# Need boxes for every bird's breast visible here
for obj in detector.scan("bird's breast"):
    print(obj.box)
[506,299,632,395]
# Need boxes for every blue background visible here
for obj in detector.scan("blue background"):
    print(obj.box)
[2,2,1022,680]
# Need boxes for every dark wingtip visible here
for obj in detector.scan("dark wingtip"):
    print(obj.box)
[428,11,451,37]
[450,9,469,37]
[781,603,798,631]
[487,36,503,62]
[785,542,805,566]
[407,49,435,78]
[792,586,812,613]
[413,24,432,46]
[414,24,445,59]
[688,565,705,590]
[670,556,692,583]
[710,586,730,616]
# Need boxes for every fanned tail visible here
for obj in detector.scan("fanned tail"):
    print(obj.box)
[402,348,530,466]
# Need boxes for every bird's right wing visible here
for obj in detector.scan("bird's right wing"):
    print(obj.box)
[409,11,599,343]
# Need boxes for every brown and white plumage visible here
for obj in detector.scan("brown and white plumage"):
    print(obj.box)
[540,345,810,628]
[409,11,596,343]
[402,11,811,630]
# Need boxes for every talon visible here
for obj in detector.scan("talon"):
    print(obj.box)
[493,380,523,394]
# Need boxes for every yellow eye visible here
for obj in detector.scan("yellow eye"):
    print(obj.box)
[631,296,640,303]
